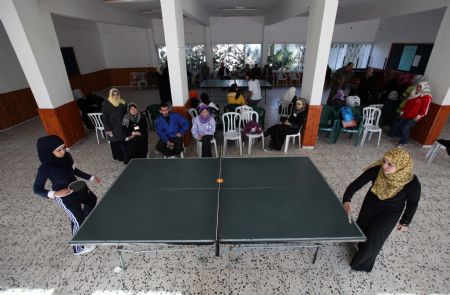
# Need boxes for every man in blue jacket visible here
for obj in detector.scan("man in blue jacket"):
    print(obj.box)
[155,103,189,158]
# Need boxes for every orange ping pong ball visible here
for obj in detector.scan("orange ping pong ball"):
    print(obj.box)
[216,178,224,183]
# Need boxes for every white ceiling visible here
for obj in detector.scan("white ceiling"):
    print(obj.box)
[85,0,378,18]
[82,0,447,24]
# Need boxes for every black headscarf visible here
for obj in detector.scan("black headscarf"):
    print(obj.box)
[36,135,73,174]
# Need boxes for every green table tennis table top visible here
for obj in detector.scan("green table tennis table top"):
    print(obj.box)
[72,157,365,245]
[200,79,272,89]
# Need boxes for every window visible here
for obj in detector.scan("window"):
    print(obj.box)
[212,44,261,72]
[157,44,206,73]
[267,44,306,71]
[328,43,372,70]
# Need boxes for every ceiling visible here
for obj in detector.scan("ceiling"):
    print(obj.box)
[86,0,377,18]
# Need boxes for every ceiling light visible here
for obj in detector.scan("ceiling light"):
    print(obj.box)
[140,9,161,14]
[104,0,156,3]
[220,6,259,11]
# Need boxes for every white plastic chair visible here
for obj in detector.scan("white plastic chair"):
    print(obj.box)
[426,141,446,164]
[235,105,253,115]
[138,72,148,89]
[130,72,139,88]
[87,113,106,144]
[222,112,242,156]
[240,111,264,155]
[360,107,382,147]
[290,72,301,85]
[196,138,218,158]
[278,101,293,121]
[188,108,198,120]
[368,104,383,110]
[284,130,302,153]
[276,71,287,86]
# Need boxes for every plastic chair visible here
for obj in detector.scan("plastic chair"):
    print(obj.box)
[222,112,242,156]
[334,107,363,146]
[290,72,301,86]
[360,107,382,147]
[87,113,106,144]
[284,130,301,153]
[138,72,148,89]
[319,105,339,144]
[196,137,218,158]
[426,141,447,164]
[130,72,139,88]
[368,104,383,110]
[235,105,253,115]
[276,71,287,86]
[278,101,293,122]
[188,108,198,120]
[241,111,264,155]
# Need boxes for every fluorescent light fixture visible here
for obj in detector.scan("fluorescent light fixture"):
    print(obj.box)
[140,9,161,14]
[221,6,259,11]
[104,0,156,3]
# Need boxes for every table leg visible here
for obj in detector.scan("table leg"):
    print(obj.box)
[312,245,320,264]
[117,246,126,271]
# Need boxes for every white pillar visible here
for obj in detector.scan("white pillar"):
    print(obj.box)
[160,0,188,107]
[0,0,73,108]
[146,28,159,67]
[261,26,269,66]
[300,0,338,105]
[204,26,213,75]
[425,5,450,106]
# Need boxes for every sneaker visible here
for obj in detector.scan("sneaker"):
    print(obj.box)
[397,143,407,148]
[75,245,96,256]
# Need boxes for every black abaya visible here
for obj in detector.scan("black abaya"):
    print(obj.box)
[343,165,421,272]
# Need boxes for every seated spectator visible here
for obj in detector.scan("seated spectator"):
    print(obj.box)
[280,87,297,106]
[388,81,432,147]
[200,92,219,113]
[227,83,245,105]
[122,103,148,161]
[191,104,216,158]
[155,103,189,158]
[264,98,308,150]
[328,89,347,109]
[73,89,103,129]
[189,89,200,109]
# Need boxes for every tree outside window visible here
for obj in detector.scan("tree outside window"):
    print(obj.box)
[212,44,261,72]
[267,44,305,71]
[157,44,206,73]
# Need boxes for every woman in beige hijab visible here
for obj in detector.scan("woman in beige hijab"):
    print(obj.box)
[342,148,421,272]
[102,88,128,163]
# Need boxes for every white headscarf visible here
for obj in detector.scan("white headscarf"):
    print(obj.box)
[409,81,432,99]
[281,87,296,106]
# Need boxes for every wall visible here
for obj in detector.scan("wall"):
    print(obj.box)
[52,14,106,74]
[0,21,28,93]
[98,22,153,68]
[370,8,445,69]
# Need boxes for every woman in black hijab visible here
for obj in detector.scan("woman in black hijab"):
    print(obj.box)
[33,135,101,255]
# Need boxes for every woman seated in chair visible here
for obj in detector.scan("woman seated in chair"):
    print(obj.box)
[328,89,347,109]
[191,104,216,157]
[226,83,245,106]
[122,103,148,162]
[200,92,219,114]
[264,98,307,151]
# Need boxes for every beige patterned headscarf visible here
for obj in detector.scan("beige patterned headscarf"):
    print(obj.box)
[369,148,414,200]
[108,88,126,107]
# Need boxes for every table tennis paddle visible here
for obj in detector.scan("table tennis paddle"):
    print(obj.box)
[68,180,87,192]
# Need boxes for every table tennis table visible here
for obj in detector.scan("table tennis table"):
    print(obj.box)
[200,79,272,104]
[72,157,365,270]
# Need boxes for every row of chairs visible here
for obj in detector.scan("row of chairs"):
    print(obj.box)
[319,105,383,146]
[130,72,148,90]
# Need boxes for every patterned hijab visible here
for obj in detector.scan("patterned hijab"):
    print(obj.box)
[409,81,432,99]
[122,103,141,128]
[108,88,126,107]
[369,148,414,200]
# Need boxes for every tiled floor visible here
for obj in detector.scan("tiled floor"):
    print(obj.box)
[0,86,449,294]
